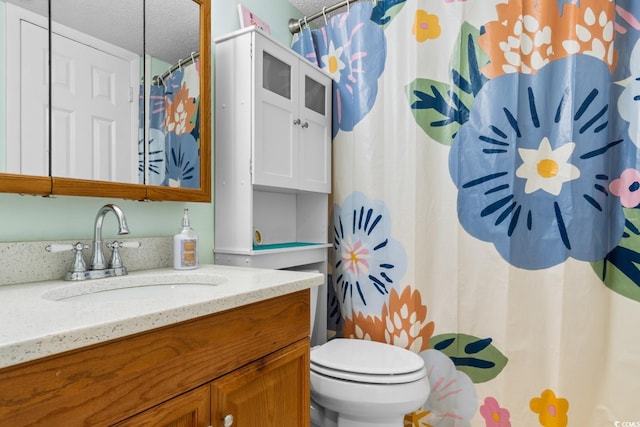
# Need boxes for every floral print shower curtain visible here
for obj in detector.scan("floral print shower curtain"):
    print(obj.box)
[139,59,201,187]
[293,0,640,425]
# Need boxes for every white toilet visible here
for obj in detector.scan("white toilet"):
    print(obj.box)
[309,288,430,427]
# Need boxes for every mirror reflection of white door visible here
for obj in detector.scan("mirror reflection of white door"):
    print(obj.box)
[50,32,138,183]
[7,4,139,183]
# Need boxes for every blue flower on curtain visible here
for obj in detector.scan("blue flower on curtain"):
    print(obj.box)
[291,2,386,137]
[449,54,625,270]
[165,132,200,188]
[333,191,407,319]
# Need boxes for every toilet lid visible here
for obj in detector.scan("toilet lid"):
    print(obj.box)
[310,339,426,384]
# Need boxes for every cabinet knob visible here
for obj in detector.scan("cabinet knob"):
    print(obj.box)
[223,414,234,426]
[301,121,309,128]
[293,118,301,125]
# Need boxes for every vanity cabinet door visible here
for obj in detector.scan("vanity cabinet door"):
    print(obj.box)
[113,385,211,427]
[211,338,310,427]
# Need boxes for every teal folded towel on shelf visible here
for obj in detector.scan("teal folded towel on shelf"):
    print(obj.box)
[253,242,320,250]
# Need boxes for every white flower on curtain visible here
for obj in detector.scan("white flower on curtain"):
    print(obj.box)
[515,138,580,196]
[320,41,346,82]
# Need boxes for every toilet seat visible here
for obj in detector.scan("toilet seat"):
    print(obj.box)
[310,339,426,384]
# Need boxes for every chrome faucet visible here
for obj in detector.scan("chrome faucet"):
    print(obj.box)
[45,204,140,281]
[90,204,130,270]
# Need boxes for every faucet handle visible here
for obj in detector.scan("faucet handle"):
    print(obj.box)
[46,242,88,274]
[45,243,75,253]
[107,240,141,269]
[119,241,142,249]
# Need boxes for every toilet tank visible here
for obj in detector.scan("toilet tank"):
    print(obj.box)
[309,280,329,346]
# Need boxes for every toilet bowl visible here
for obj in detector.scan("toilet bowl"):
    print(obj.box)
[309,338,430,427]
[307,281,430,426]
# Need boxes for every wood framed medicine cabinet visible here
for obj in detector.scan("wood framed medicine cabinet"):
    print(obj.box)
[0,0,211,202]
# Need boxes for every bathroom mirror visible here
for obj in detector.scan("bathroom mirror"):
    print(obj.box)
[0,0,211,201]
[0,0,51,194]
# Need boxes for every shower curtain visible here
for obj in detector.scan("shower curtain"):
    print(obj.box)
[293,0,640,425]
[139,59,201,187]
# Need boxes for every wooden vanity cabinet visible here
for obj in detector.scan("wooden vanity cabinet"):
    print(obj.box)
[0,290,310,427]
[116,339,309,427]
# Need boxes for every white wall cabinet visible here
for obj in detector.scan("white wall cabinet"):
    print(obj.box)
[214,28,332,345]
[216,27,331,194]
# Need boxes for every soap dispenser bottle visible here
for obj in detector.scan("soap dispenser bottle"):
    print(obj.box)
[174,208,198,270]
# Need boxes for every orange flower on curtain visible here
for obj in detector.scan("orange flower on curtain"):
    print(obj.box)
[478,0,616,78]
[529,389,569,427]
[165,82,197,136]
[343,286,435,353]
[342,310,387,342]
[413,9,441,43]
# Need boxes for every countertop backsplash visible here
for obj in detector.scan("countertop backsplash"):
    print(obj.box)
[0,237,173,286]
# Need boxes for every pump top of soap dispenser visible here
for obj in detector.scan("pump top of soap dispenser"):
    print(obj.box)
[181,208,191,229]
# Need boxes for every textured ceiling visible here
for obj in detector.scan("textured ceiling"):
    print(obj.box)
[289,0,356,16]
[5,0,199,65]
[288,0,357,30]
[288,0,340,17]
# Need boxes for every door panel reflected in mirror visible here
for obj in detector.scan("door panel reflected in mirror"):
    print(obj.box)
[1,0,207,198]
[51,0,143,184]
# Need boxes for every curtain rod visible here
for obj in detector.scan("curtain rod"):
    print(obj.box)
[288,0,361,34]
[153,52,200,86]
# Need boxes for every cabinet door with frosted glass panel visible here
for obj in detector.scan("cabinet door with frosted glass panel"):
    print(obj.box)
[252,32,331,193]
[298,64,331,193]
[253,34,299,190]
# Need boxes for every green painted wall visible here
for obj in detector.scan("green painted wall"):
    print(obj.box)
[0,0,303,266]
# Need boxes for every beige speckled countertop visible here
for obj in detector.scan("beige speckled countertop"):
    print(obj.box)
[0,264,323,369]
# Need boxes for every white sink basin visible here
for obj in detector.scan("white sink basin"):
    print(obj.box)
[42,272,228,303]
